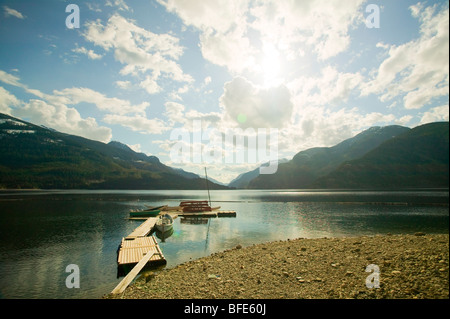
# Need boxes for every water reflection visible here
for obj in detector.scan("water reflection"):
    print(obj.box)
[155,228,174,242]
[0,189,448,299]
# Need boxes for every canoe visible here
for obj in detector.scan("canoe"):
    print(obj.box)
[180,200,212,212]
[155,213,174,233]
[129,209,161,217]
[145,205,168,210]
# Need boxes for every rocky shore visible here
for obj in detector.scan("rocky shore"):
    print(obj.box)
[106,233,449,299]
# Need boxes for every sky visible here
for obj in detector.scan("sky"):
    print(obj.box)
[0,0,448,183]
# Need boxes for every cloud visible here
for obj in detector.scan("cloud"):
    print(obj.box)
[13,99,112,143]
[72,47,103,60]
[164,102,185,125]
[115,80,132,90]
[83,14,193,93]
[158,0,365,75]
[103,114,169,134]
[419,105,449,125]
[279,105,397,155]
[50,87,149,115]
[3,6,25,19]
[288,66,363,108]
[249,0,365,60]
[0,86,20,115]
[0,70,23,87]
[361,3,449,110]
[164,101,221,131]
[139,75,161,95]
[0,70,123,142]
[220,77,293,129]
[105,0,131,12]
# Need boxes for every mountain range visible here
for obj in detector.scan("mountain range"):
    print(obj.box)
[236,122,448,189]
[0,113,226,190]
[0,112,448,190]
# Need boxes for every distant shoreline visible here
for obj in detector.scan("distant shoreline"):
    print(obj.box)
[106,233,449,299]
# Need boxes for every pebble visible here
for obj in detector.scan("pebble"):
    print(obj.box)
[106,234,449,300]
[415,232,426,236]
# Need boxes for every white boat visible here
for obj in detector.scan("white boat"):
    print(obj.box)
[155,214,174,233]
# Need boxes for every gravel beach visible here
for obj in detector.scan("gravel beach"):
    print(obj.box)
[106,233,449,299]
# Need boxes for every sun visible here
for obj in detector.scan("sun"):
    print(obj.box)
[261,43,282,87]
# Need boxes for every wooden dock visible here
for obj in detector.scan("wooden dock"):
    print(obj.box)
[112,207,236,294]
[125,217,157,239]
[115,217,166,283]
[117,236,165,267]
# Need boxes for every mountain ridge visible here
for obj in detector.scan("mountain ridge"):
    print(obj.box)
[0,113,227,190]
[245,125,411,188]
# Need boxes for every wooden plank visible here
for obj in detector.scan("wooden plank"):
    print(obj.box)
[112,251,156,294]
[118,236,165,265]
[126,217,157,239]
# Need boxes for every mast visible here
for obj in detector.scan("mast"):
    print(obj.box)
[204,167,211,206]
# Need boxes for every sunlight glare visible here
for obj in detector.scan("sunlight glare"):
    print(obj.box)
[262,43,282,87]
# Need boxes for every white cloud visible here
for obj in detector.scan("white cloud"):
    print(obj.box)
[164,100,222,131]
[115,80,132,90]
[361,3,449,110]
[51,87,149,115]
[288,66,363,108]
[204,76,212,86]
[83,14,193,93]
[0,69,137,141]
[103,114,169,134]
[419,105,449,125]
[0,70,23,87]
[158,0,365,75]
[127,143,142,153]
[72,46,103,60]
[3,6,25,19]
[86,3,102,12]
[220,77,293,129]
[139,75,161,95]
[105,0,131,12]
[280,105,398,155]
[13,99,112,142]
[0,86,20,115]
[164,102,185,125]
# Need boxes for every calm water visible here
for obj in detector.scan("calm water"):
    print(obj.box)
[0,189,448,299]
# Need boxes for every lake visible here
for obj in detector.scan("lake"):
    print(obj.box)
[0,189,448,299]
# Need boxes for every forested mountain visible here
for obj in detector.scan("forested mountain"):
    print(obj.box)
[0,113,227,190]
[312,122,449,189]
[230,122,448,189]
[246,125,410,188]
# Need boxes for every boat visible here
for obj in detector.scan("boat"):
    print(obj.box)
[155,213,174,233]
[145,205,168,211]
[180,200,212,212]
[129,208,161,217]
[161,206,182,211]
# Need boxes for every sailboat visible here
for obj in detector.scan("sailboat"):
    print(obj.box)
[179,168,221,214]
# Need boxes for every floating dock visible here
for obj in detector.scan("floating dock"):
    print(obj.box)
[117,236,166,270]
[178,210,237,218]
[112,206,236,294]
[115,217,166,280]
[125,217,157,239]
